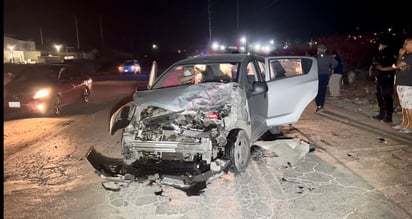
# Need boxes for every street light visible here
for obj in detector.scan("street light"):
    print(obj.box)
[7,45,15,63]
[54,44,62,54]
[240,37,247,53]
[152,44,159,59]
[240,37,246,44]
[211,42,219,51]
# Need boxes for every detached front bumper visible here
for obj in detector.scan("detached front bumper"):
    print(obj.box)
[85,147,230,190]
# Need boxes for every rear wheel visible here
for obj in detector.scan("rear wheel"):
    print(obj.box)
[82,87,90,103]
[225,129,251,173]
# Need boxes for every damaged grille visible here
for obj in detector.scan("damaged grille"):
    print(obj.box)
[136,105,230,143]
[120,83,241,165]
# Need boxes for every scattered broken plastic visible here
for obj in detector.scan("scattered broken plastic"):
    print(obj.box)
[377,137,388,144]
[254,138,310,168]
[100,173,135,191]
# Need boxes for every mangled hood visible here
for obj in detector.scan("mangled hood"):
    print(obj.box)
[135,82,236,114]
[109,82,248,135]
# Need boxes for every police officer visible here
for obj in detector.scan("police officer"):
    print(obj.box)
[369,38,398,123]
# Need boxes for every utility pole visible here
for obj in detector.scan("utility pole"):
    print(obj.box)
[236,0,239,36]
[99,15,104,48]
[236,0,240,51]
[208,0,212,45]
[39,26,44,48]
[75,16,80,49]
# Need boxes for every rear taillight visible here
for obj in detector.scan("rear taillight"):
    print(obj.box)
[118,66,123,72]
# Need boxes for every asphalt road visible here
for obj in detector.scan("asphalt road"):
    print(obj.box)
[3,79,412,219]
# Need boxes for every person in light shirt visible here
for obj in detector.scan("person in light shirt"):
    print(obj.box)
[392,36,412,133]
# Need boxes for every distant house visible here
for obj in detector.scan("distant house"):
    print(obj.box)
[4,34,97,65]
[3,34,41,63]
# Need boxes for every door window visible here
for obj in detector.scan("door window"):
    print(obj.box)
[268,58,307,81]
[246,62,257,83]
[257,61,266,80]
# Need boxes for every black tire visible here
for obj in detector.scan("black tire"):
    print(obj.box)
[225,129,251,173]
[82,87,90,103]
[49,95,62,115]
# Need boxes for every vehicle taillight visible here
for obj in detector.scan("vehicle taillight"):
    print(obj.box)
[118,66,123,72]
[205,112,219,119]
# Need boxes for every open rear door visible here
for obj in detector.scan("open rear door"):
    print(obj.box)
[264,56,318,126]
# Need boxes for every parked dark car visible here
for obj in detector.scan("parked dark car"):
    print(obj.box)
[4,64,93,116]
[87,54,318,190]
[118,59,141,74]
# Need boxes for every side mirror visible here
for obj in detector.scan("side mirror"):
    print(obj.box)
[147,60,158,89]
[109,104,132,135]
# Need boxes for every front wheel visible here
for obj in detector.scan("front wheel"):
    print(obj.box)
[82,87,90,103]
[225,129,251,173]
[48,95,62,116]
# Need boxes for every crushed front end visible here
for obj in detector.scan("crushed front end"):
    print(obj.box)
[86,83,248,189]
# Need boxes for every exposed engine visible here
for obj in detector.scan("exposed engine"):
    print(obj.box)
[137,105,230,142]
[121,104,232,166]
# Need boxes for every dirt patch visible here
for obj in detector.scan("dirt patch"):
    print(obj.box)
[327,74,402,124]
[339,70,400,107]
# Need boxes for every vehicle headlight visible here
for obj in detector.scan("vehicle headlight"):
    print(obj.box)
[33,88,50,99]
[85,78,93,85]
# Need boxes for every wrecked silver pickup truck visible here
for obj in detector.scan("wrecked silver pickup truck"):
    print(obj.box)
[86,54,318,190]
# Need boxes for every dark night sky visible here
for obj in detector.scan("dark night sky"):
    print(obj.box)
[4,0,410,52]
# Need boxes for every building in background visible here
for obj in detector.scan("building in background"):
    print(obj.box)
[4,34,41,64]
[4,34,96,64]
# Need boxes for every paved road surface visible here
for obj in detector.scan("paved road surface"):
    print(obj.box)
[4,80,411,219]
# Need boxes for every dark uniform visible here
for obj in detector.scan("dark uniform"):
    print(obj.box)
[371,44,397,122]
